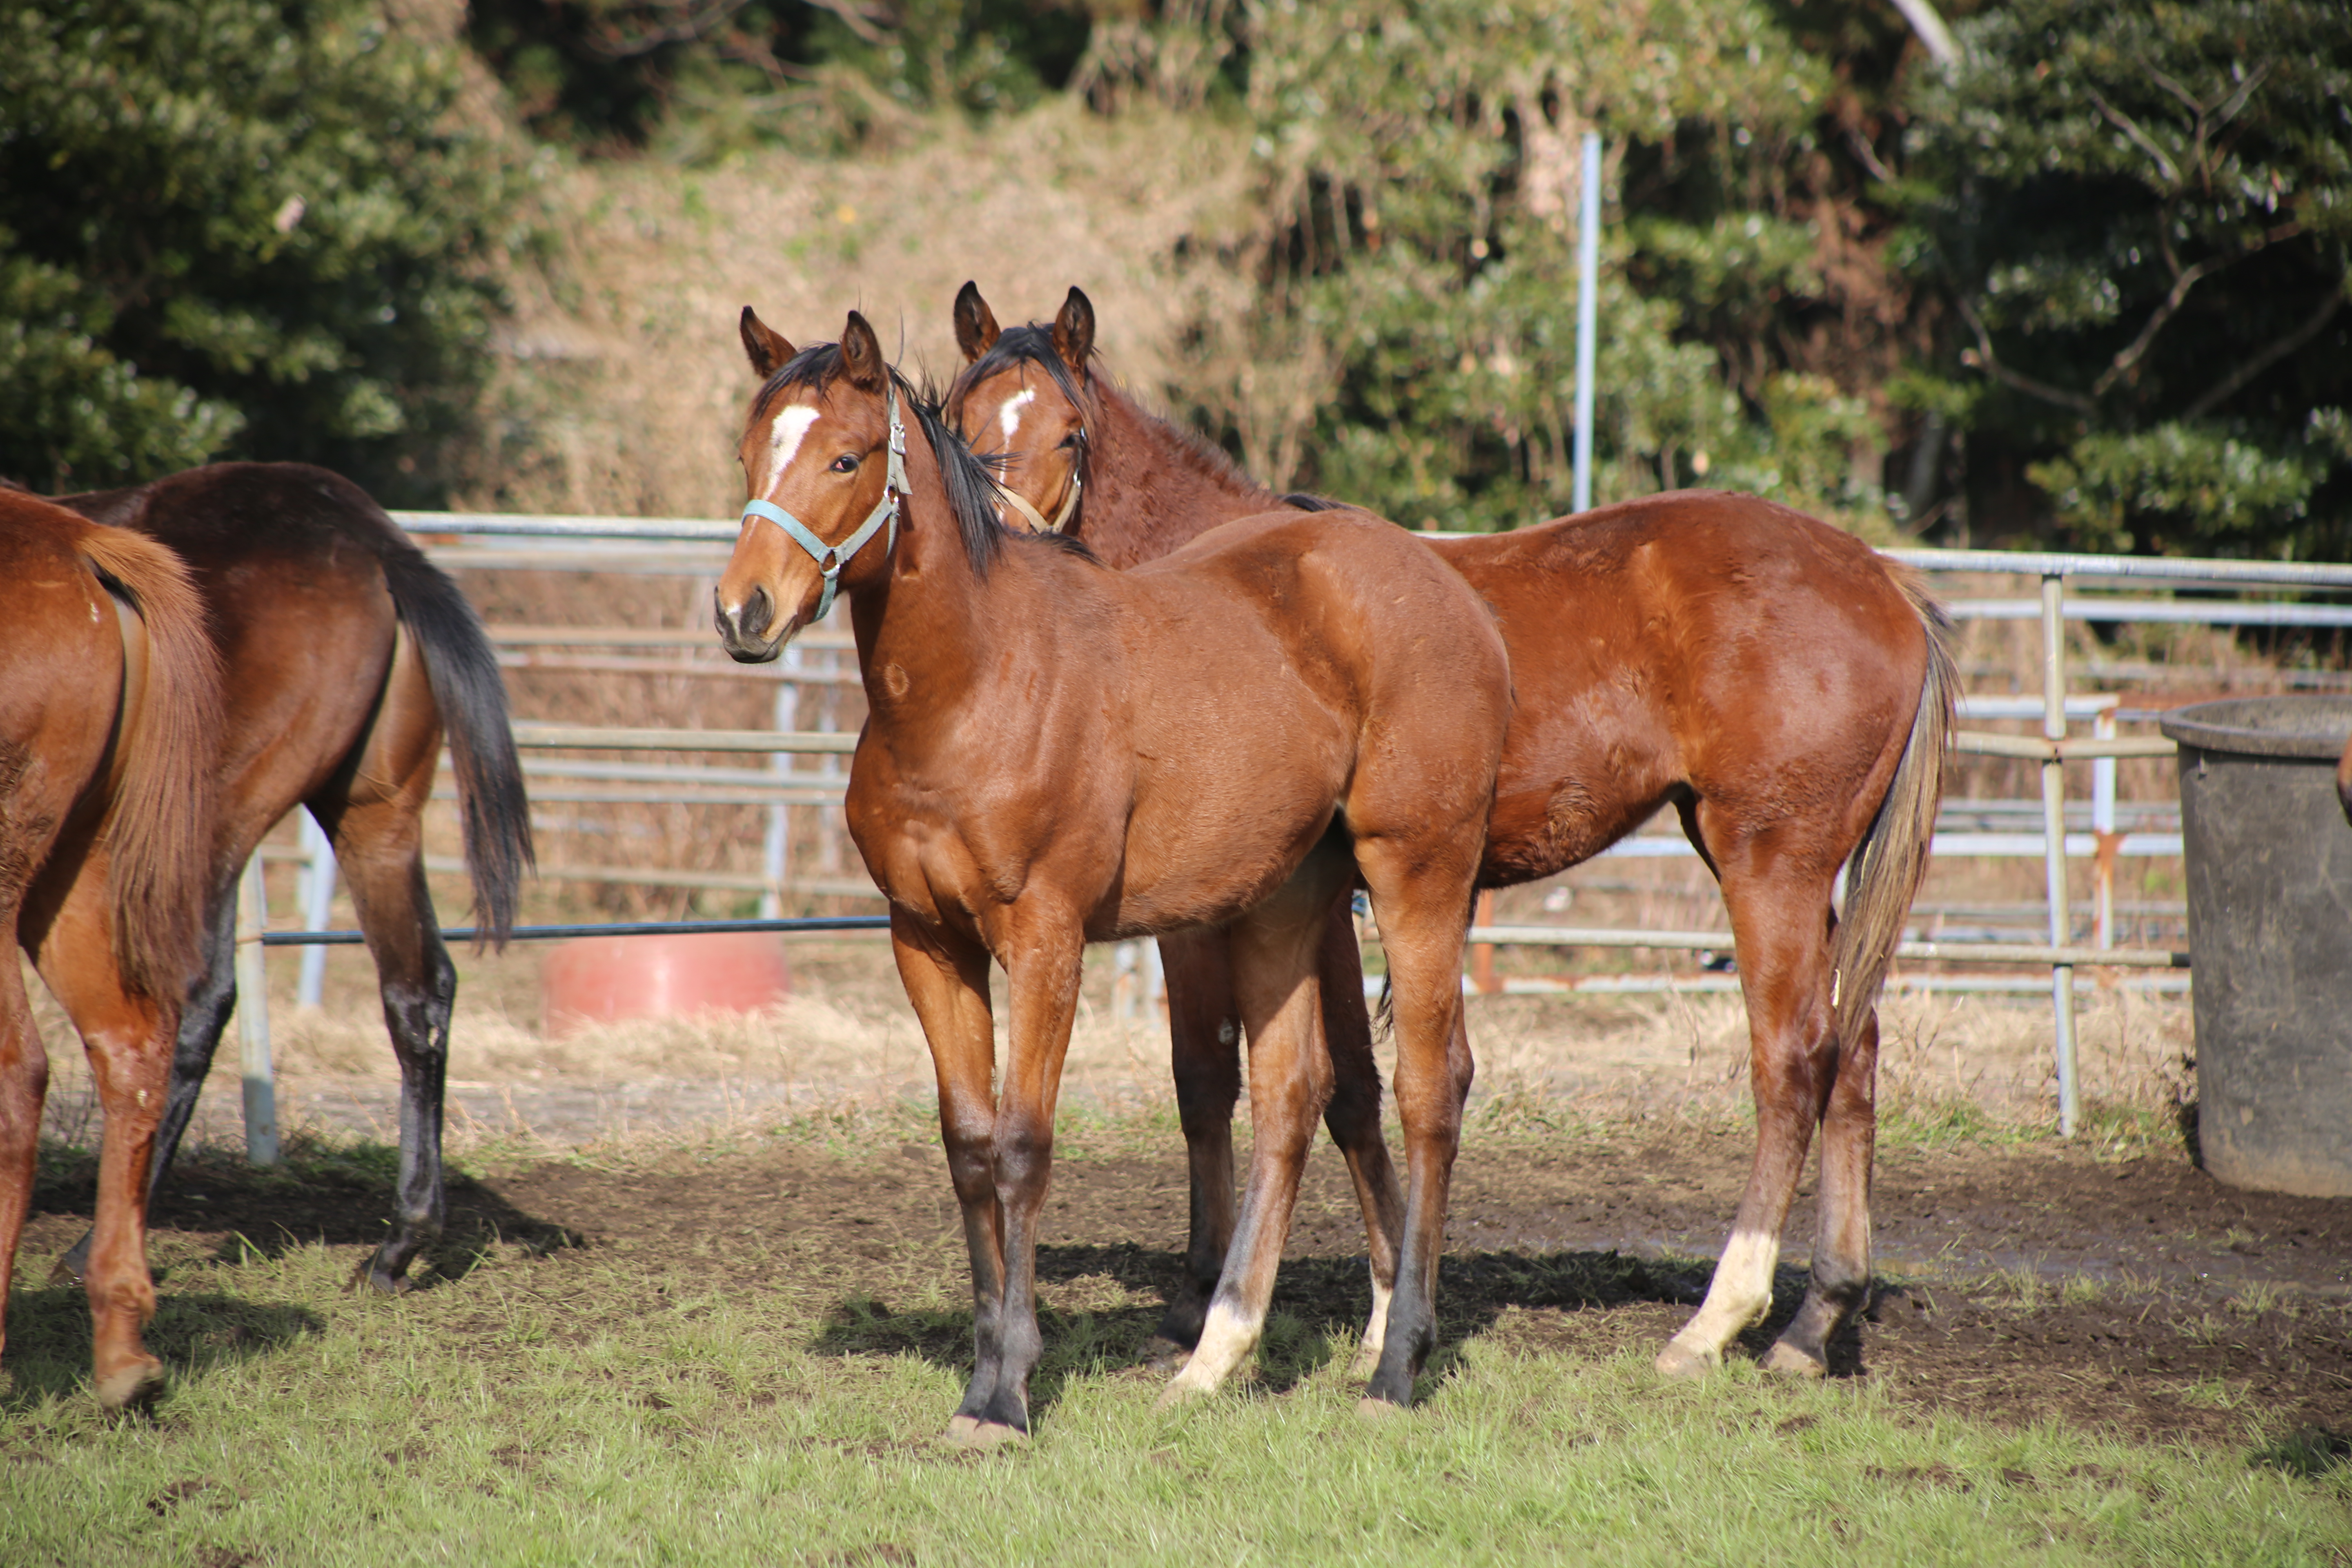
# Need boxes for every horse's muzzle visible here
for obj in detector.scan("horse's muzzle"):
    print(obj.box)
[714,584,784,664]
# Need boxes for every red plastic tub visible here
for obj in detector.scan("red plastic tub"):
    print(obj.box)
[539,932,791,1038]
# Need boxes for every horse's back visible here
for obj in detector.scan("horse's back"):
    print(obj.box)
[1432,490,1933,881]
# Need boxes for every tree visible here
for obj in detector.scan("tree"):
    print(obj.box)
[1218,0,1911,531]
[0,0,523,500]
[1901,0,2352,557]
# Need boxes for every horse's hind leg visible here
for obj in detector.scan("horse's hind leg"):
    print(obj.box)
[32,873,176,1410]
[1762,1002,1880,1376]
[1150,928,1241,1356]
[1349,844,1478,1410]
[318,632,457,1294]
[54,902,236,1286]
[325,796,456,1294]
[1162,849,1350,1402]
[1313,901,1403,1375]
[0,912,50,1365]
[1656,849,1838,1379]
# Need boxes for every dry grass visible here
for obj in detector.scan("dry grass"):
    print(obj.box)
[462,96,1256,522]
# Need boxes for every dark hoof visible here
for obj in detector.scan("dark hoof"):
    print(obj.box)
[1153,1302,1208,1351]
[49,1247,90,1287]
[349,1254,413,1296]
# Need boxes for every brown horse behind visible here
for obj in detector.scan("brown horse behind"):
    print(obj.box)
[714,310,1511,1436]
[44,463,535,1294]
[0,490,223,1408]
[949,284,1958,1382]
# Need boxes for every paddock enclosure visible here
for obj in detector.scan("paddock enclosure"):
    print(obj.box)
[10,477,2352,1557]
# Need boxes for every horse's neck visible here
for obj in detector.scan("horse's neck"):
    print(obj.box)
[848,445,1004,717]
[1085,388,1278,568]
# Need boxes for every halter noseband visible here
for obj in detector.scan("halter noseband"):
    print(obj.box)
[739,385,909,624]
[998,466,1082,535]
[990,393,1087,535]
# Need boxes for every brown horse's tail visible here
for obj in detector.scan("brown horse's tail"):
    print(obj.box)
[377,541,534,946]
[1832,570,1958,1049]
[76,524,225,1001]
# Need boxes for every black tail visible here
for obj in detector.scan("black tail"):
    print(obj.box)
[378,541,535,946]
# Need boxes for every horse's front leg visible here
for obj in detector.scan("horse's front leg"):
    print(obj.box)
[1151,927,1240,1357]
[888,911,1003,1442]
[963,911,1086,1443]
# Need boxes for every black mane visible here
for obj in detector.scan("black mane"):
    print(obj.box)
[757,341,1096,577]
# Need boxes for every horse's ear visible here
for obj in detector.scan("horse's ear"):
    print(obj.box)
[953,281,1000,363]
[840,311,888,393]
[1051,287,1095,376]
[741,307,794,379]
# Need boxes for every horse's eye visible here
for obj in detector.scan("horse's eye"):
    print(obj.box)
[1057,434,1081,450]
[831,454,860,474]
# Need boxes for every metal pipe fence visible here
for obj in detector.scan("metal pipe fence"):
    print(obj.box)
[218,510,2352,1159]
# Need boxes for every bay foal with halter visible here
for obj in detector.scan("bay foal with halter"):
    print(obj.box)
[950,284,1959,1383]
[44,464,533,1294]
[714,310,1510,1438]
[0,490,222,1409]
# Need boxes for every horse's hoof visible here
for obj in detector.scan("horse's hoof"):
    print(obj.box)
[349,1256,412,1296]
[1653,1339,1720,1380]
[1154,1375,1213,1411]
[1761,1341,1827,1379]
[1139,1335,1190,1374]
[1355,1395,1408,1421]
[95,1357,167,1413]
[940,1417,1027,1450]
[48,1254,87,1288]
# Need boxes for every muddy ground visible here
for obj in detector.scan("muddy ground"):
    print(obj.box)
[24,1120,2352,1451]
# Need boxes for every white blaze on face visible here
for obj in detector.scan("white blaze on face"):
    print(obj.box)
[997,386,1036,448]
[760,404,823,501]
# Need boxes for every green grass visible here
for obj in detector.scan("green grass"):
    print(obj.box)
[5,1200,2348,1566]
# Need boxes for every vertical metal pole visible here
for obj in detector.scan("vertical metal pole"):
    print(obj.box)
[815,648,842,876]
[296,812,336,1008]
[2040,573,2078,1136]
[1571,130,1601,514]
[2092,709,2118,951]
[763,664,798,920]
[235,855,280,1165]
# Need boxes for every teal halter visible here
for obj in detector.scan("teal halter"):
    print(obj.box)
[739,385,909,624]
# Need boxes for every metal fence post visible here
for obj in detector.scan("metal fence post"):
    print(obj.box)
[1571,131,1601,514]
[2040,572,2079,1135]
[763,663,799,919]
[235,855,281,1165]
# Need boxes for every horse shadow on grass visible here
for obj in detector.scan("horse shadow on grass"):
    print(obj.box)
[808,1242,1835,1419]
[1,1284,325,1411]
[27,1134,585,1294]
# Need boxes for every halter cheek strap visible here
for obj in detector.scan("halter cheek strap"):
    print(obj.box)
[739,387,909,624]
[999,469,1081,535]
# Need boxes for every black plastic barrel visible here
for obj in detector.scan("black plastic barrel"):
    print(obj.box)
[2160,696,2352,1197]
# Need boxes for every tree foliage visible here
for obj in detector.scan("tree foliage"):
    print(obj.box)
[0,0,523,499]
[1902,0,2352,557]
[1225,0,1906,529]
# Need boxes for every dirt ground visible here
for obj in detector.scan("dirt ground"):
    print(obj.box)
[24,1114,2351,1452]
